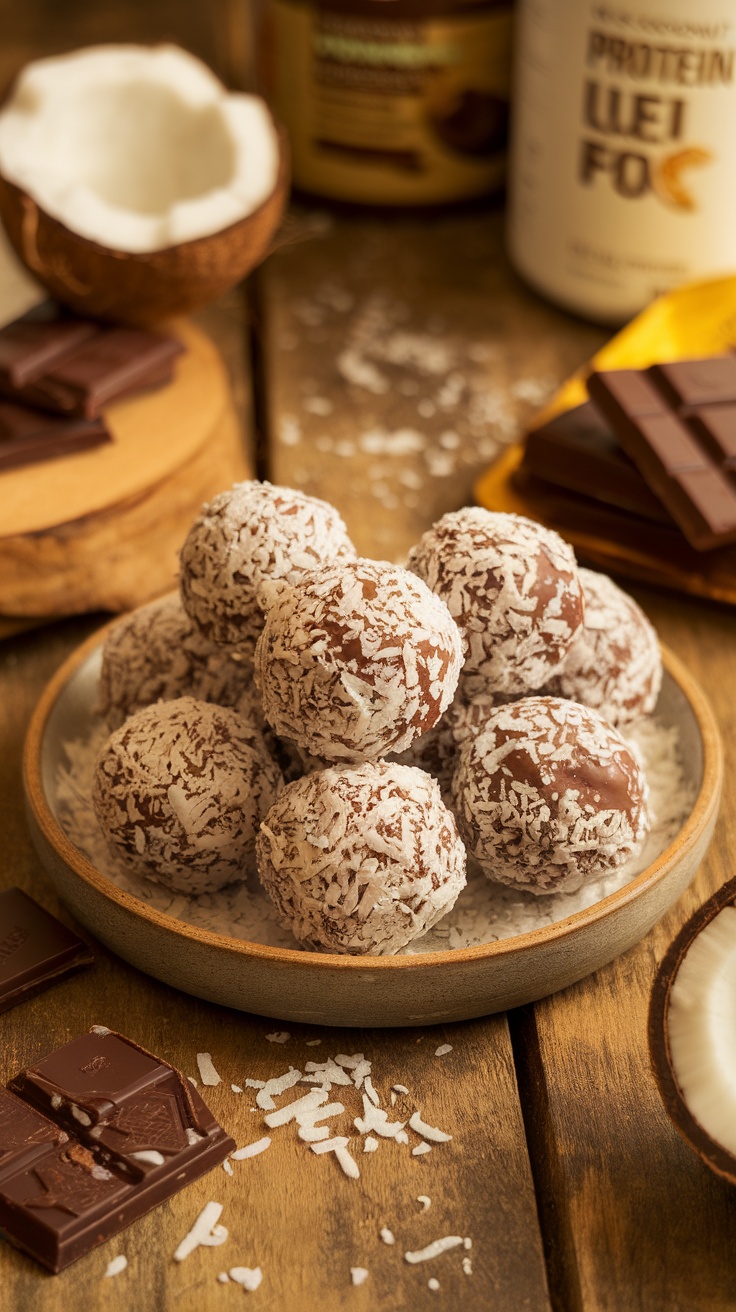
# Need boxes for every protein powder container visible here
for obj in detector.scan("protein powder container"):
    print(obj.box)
[507,0,736,322]
[260,0,513,205]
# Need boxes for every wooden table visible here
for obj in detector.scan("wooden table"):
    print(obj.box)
[3,11,736,1312]
[3,200,735,1312]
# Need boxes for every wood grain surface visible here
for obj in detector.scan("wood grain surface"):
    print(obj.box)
[3,4,736,1310]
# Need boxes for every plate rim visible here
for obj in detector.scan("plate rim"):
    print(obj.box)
[23,619,724,975]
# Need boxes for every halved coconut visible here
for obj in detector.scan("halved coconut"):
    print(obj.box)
[649,875,736,1186]
[0,45,288,324]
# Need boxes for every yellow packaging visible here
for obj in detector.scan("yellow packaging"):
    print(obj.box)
[261,0,513,205]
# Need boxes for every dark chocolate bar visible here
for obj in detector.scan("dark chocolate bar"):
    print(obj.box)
[588,357,736,550]
[5,327,183,419]
[0,402,110,471]
[0,318,97,388]
[0,889,93,1013]
[0,1028,235,1272]
[523,402,673,525]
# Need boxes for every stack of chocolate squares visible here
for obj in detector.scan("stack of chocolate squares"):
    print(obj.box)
[0,304,183,471]
[518,354,736,559]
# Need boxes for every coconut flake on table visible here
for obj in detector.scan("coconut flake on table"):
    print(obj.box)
[351,1268,369,1286]
[173,1202,228,1261]
[409,1112,452,1143]
[231,1138,271,1160]
[404,1236,465,1264]
[196,1052,221,1086]
[417,1196,431,1211]
[56,700,692,953]
[229,1267,263,1292]
[104,1255,128,1278]
[379,1228,395,1246]
[434,1045,453,1057]
[265,1031,290,1044]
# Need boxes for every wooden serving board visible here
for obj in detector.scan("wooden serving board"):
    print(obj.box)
[0,318,252,630]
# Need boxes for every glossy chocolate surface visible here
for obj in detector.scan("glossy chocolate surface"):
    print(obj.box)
[0,1028,234,1272]
[0,888,93,1013]
[589,357,736,551]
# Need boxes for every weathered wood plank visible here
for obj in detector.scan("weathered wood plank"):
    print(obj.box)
[516,590,736,1312]
[259,205,603,561]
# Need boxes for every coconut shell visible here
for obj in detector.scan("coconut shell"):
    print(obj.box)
[0,127,289,326]
[648,874,736,1187]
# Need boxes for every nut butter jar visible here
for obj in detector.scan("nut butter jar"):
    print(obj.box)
[507,0,736,324]
[259,0,513,205]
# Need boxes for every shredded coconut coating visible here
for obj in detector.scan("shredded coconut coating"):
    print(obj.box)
[98,593,255,731]
[93,696,283,895]
[407,508,584,694]
[452,696,649,895]
[256,761,467,954]
[541,569,662,727]
[254,559,464,763]
[179,481,357,656]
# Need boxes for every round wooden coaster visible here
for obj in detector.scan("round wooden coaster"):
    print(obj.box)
[0,319,251,624]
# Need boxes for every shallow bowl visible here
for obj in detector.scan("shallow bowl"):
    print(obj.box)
[23,630,722,1027]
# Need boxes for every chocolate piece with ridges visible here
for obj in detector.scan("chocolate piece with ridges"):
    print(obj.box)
[0,317,97,387]
[588,361,736,550]
[0,888,93,1013]
[0,401,110,471]
[522,403,673,524]
[0,1029,234,1272]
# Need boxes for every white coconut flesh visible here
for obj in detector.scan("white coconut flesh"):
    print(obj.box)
[668,904,736,1159]
[0,45,280,253]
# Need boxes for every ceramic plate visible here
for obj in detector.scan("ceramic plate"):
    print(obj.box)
[23,627,722,1027]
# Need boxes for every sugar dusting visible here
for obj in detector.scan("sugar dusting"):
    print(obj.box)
[56,704,692,954]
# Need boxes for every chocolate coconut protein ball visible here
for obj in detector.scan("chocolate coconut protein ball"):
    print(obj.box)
[256,761,467,955]
[179,481,357,657]
[452,696,649,896]
[93,697,283,895]
[254,558,464,763]
[98,593,255,731]
[542,569,662,727]
[407,508,584,695]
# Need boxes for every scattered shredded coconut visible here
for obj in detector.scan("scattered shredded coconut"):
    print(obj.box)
[264,1089,328,1128]
[231,1138,271,1160]
[434,1045,453,1057]
[197,1053,221,1087]
[173,1202,228,1261]
[305,1039,322,1047]
[351,1268,369,1286]
[231,1084,243,1094]
[363,1137,379,1153]
[229,1267,263,1292]
[310,1136,360,1179]
[462,1256,473,1275]
[223,1160,234,1176]
[463,1237,472,1250]
[266,1032,290,1044]
[379,1228,395,1246]
[392,1084,409,1095]
[256,1068,302,1110]
[428,1278,440,1291]
[412,1143,432,1157]
[104,1255,127,1278]
[417,1196,431,1211]
[409,1112,452,1143]
[217,1272,230,1284]
[404,1236,464,1264]
[131,1150,165,1166]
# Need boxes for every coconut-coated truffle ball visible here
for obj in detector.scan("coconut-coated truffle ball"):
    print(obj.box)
[98,593,255,731]
[451,696,649,896]
[407,508,584,695]
[93,697,283,895]
[254,558,464,763]
[256,761,467,954]
[542,569,662,727]
[179,481,357,657]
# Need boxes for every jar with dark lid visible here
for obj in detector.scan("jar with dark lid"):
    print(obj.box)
[259,0,513,205]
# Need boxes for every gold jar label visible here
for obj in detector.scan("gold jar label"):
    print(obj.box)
[263,0,513,204]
